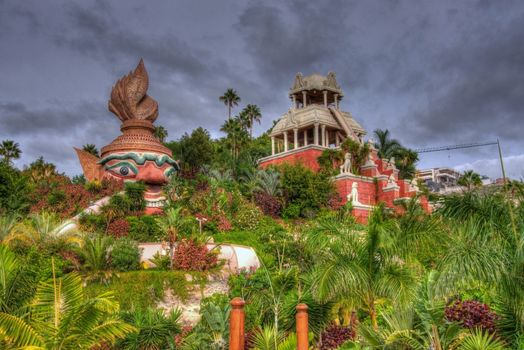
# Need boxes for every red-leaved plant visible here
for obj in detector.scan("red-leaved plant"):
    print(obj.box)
[107,218,130,238]
[445,299,499,333]
[319,324,356,350]
[173,239,218,271]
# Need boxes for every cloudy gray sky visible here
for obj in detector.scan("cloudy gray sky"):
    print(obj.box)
[1,0,523,179]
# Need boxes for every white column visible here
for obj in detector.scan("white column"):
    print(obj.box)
[303,129,308,146]
[314,123,319,145]
[292,94,297,109]
[335,133,340,147]
[293,128,298,149]
[271,136,275,155]
[334,94,339,109]
[321,125,326,147]
[283,132,288,152]
[323,90,328,107]
[325,129,330,147]
[302,91,307,107]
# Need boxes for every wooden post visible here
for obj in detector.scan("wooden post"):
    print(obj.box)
[296,303,309,350]
[230,297,245,350]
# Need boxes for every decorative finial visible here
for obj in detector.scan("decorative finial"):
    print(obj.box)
[108,58,159,123]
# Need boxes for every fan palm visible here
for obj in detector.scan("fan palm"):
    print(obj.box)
[309,206,417,330]
[82,144,99,157]
[457,329,509,350]
[80,234,113,282]
[219,88,241,120]
[0,140,21,164]
[250,326,298,350]
[0,263,135,349]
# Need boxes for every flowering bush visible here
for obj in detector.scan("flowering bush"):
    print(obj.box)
[445,299,499,333]
[107,218,130,238]
[233,203,263,230]
[254,192,282,217]
[319,324,356,350]
[173,239,218,271]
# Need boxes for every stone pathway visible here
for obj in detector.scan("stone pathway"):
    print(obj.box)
[157,273,230,325]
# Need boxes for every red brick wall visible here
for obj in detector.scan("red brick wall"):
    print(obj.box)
[335,178,377,206]
[259,149,324,171]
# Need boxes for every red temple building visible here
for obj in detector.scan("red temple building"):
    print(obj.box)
[258,72,430,222]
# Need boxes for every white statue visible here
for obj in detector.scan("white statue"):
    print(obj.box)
[364,151,375,166]
[350,182,360,204]
[340,153,352,174]
[388,173,396,185]
[387,157,397,170]
[367,138,376,150]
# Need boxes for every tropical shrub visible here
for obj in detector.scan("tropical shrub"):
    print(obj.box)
[110,238,141,271]
[117,308,182,350]
[173,239,218,271]
[127,215,163,242]
[278,164,335,218]
[254,191,282,217]
[124,181,146,212]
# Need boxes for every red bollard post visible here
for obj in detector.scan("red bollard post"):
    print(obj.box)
[296,303,309,350]
[229,297,245,350]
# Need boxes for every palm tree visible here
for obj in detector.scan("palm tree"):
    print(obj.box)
[82,143,99,157]
[457,170,482,191]
[80,234,113,282]
[309,206,417,330]
[436,192,524,347]
[0,263,135,349]
[220,117,249,160]
[240,104,262,138]
[155,207,189,269]
[154,125,169,143]
[6,211,80,249]
[373,129,401,159]
[0,214,18,242]
[219,89,241,120]
[0,140,21,164]
[0,244,29,313]
[395,147,419,179]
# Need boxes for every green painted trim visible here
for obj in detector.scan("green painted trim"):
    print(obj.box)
[99,152,179,170]
[105,161,139,175]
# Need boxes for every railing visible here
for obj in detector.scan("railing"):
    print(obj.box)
[228,297,309,350]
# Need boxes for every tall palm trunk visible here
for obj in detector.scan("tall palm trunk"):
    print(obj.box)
[169,229,177,270]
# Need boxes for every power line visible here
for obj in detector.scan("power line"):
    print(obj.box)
[414,141,498,153]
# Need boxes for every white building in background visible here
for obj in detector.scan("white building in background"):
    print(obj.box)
[417,167,494,194]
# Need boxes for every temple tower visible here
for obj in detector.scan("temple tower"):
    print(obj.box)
[260,72,365,170]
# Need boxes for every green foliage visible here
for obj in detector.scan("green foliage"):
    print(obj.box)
[118,307,182,350]
[182,301,231,350]
[0,270,135,349]
[340,138,371,174]
[279,164,335,218]
[233,202,263,230]
[166,127,215,173]
[0,162,30,214]
[127,215,163,242]
[125,182,146,212]
[110,238,141,272]
[85,270,188,311]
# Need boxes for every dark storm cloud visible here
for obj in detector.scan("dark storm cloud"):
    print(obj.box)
[53,2,211,78]
[0,0,523,177]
